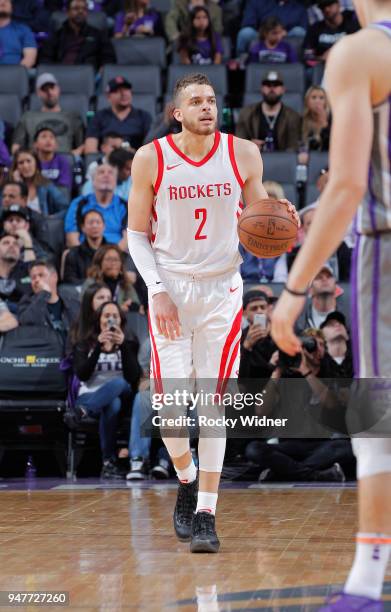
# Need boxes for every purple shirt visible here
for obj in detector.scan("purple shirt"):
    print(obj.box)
[190,34,224,65]
[114,10,161,35]
[248,40,297,64]
[40,153,72,191]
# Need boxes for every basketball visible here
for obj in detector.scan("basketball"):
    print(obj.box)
[237,198,298,258]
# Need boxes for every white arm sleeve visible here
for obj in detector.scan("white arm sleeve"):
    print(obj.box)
[127,228,167,297]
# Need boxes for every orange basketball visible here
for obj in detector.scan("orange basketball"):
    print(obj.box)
[238,198,298,258]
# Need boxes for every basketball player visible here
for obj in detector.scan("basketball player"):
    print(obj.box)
[127,73,296,553]
[271,3,391,609]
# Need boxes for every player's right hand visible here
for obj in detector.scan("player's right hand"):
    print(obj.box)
[152,292,181,341]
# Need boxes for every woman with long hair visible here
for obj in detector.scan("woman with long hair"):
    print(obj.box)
[72,300,140,479]
[300,86,331,160]
[69,282,112,347]
[84,244,142,313]
[248,17,297,64]
[11,149,68,216]
[178,6,223,65]
[114,0,164,38]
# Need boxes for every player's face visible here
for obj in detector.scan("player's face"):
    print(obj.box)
[174,85,218,135]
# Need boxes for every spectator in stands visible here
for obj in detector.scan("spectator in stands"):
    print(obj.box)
[2,205,47,261]
[63,210,106,285]
[65,163,128,250]
[299,87,331,163]
[0,233,31,309]
[34,127,73,193]
[303,0,359,65]
[248,17,298,64]
[11,149,68,217]
[302,262,344,329]
[143,100,181,143]
[239,290,276,380]
[0,120,11,169]
[320,311,353,378]
[84,132,124,182]
[82,148,134,200]
[114,0,165,38]
[0,297,18,331]
[72,300,140,479]
[0,0,37,66]
[165,0,222,45]
[12,73,85,155]
[84,244,141,313]
[178,6,223,65]
[236,0,308,56]
[85,77,151,153]
[288,198,352,281]
[39,0,115,69]
[236,70,302,151]
[18,260,79,341]
[69,281,111,346]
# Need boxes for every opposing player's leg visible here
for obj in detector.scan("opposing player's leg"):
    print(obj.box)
[149,288,198,542]
[190,271,243,553]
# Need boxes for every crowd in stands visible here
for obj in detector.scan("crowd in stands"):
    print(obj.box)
[0,0,359,481]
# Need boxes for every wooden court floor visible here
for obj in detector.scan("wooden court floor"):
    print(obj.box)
[0,485,391,611]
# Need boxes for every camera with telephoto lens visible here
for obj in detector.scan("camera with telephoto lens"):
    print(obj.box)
[278,336,317,370]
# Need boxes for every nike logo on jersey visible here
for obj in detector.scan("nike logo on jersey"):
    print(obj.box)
[166,163,182,171]
[230,287,239,293]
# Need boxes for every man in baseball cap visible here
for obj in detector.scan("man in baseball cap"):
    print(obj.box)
[1,205,45,262]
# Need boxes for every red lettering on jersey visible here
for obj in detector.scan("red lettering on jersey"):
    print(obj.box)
[179,186,187,199]
[168,185,177,200]
[188,185,196,199]
[215,183,223,197]
[197,185,206,197]
[224,183,232,196]
[206,185,214,197]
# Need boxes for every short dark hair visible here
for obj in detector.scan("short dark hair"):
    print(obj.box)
[108,147,134,170]
[102,132,123,143]
[33,126,56,141]
[0,232,19,243]
[29,259,57,275]
[67,0,87,9]
[3,181,28,199]
[173,73,214,104]
[260,16,284,38]
[80,209,104,226]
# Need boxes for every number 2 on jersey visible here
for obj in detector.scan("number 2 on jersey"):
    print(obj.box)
[194,208,207,240]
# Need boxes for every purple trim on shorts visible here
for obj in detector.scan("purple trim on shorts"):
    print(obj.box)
[368,165,377,232]
[350,230,360,377]
[371,235,381,376]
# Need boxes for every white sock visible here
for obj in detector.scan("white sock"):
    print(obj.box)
[196,491,218,515]
[196,585,219,612]
[344,533,391,599]
[175,459,197,484]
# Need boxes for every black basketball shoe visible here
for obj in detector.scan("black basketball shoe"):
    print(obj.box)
[190,511,220,553]
[173,477,198,542]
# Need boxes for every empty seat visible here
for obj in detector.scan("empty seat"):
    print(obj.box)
[312,63,325,86]
[36,65,95,98]
[29,94,89,125]
[242,92,303,115]
[281,183,298,207]
[151,0,171,13]
[167,64,227,96]
[245,63,305,95]
[101,65,161,96]
[112,37,166,67]
[262,151,297,185]
[0,94,22,127]
[284,35,304,60]
[50,10,108,31]
[97,93,157,119]
[307,151,329,183]
[0,65,29,98]
[305,184,320,206]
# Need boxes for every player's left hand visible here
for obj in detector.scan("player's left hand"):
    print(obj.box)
[278,199,301,228]
[271,290,305,356]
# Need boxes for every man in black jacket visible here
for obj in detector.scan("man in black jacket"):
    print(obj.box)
[18,260,79,342]
[239,290,276,381]
[63,209,106,285]
[39,0,115,69]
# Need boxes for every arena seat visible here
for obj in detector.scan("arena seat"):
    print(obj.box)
[312,63,325,86]
[245,63,305,95]
[36,65,95,99]
[242,92,304,115]
[150,0,171,13]
[29,94,89,126]
[284,35,304,60]
[0,65,29,98]
[262,151,298,185]
[172,36,232,64]
[97,93,158,119]
[167,64,228,96]
[307,151,329,183]
[0,94,22,127]
[305,184,320,206]
[101,64,162,96]
[112,37,167,68]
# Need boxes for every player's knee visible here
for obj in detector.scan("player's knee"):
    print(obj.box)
[353,438,391,479]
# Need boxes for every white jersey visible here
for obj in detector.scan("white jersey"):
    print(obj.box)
[151,131,243,277]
